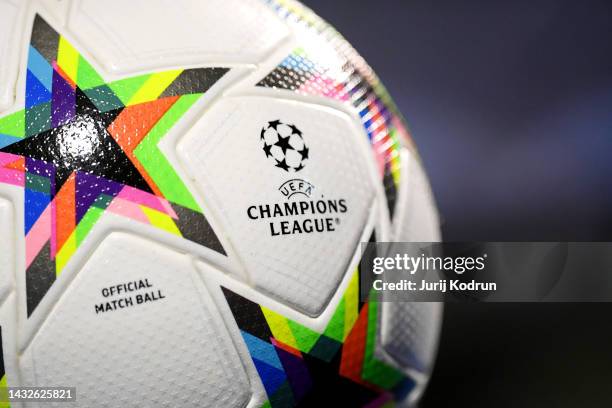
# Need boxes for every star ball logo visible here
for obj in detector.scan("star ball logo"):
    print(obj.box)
[260,120,309,172]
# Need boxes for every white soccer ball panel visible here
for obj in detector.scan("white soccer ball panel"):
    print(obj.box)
[263,127,280,145]
[289,133,305,151]
[21,232,250,407]
[68,0,290,73]
[0,0,23,111]
[285,148,303,168]
[0,197,14,301]
[178,96,377,316]
[393,149,441,242]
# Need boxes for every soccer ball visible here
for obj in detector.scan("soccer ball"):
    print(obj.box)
[0,0,442,407]
[260,120,309,172]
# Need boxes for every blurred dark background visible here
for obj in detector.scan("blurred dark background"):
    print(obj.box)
[301,0,612,406]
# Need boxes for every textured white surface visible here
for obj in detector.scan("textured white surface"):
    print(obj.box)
[179,96,376,316]
[69,0,289,73]
[380,301,442,374]
[380,148,442,380]
[0,293,19,399]
[197,227,375,408]
[0,0,22,111]
[394,149,441,242]
[0,197,14,302]
[24,232,250,408]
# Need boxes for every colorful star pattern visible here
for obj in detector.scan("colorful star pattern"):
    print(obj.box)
[259,0,414,219]
[0,16,228,316]
[223,269,416,407]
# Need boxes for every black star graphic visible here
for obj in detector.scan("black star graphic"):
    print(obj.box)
[289,123,302,136]
[298,145,309,160]
[275,134,293,155]
[267,119,281,130]
[0,88,152,195]
[275,158,290,172]
[294,163,305,172]
[262,143,273,158]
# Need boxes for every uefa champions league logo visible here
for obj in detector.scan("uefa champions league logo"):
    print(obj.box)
[251,119,347,235]
[260,120,309,172]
